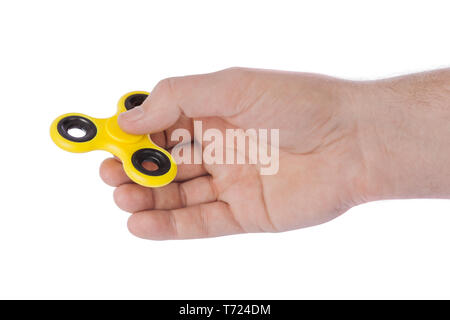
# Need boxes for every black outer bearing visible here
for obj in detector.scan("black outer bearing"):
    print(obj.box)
[124,93,148,110]
[57,115,97,142]
[131,148,171,176]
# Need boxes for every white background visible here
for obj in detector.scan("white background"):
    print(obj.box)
[0,0,449,299]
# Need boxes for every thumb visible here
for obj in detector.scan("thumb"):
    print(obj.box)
[118,68,248,135]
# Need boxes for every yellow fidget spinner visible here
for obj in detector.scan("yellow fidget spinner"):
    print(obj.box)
[50,91,177,187]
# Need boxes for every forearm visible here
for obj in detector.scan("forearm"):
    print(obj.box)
[356,69,450,200]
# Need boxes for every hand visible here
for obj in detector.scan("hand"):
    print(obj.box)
[99,67,450,240]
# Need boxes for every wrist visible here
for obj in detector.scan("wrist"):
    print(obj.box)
[354,70,450,200]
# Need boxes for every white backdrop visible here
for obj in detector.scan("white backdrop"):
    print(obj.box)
[0,0,449,299]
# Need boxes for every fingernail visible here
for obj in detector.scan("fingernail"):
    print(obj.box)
[119,106,144,121]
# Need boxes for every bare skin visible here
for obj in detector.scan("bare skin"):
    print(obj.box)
[99,67,450,240]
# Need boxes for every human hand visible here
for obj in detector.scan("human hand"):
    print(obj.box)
[99,67,450,240]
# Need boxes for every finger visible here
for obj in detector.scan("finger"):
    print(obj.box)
[149,115,193,149]
[149,131,166,148]
[118,68,252,134]
[176,162,207,181]
[113,175,217,213]
[164,114,194,148]
[114,183,182,213]
[99,158,131,186]
[128,201,244,240]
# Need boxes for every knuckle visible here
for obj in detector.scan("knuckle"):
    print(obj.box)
[154,77,177,97]
[222,66,250,77]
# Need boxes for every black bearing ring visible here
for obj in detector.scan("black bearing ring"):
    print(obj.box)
[131,148,171,176]
[57,115,97,142]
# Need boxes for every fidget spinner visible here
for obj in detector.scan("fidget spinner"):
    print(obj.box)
[50,91,177,187]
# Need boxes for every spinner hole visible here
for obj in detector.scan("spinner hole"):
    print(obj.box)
[142,160,159,171]
[67,127,86,138]
[131,148,171,176]
[57,115,97,142]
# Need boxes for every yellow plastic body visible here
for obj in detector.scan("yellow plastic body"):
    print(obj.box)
[50,91,177,187]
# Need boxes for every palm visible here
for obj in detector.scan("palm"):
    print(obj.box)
[205,146,359,234]
[198,84,364,233]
